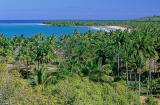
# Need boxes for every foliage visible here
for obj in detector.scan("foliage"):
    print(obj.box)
[49,75,140,105]
[145,95,158,105]
[43,20,129,26]
[135,16,160,22]
[0,66,54,105]
[32,65,56,90]
[0,19,160,104]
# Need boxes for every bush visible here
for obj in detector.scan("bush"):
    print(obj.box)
[0,68,54,105]
[47,74,141,105]
[146,95,158,105]
[0,63,7,72]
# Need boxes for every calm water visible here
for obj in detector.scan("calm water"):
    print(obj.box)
[0,20,93,37]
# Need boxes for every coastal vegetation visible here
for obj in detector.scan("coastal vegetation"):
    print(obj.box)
[0,18,160,104]
[43,16,160,27]
[43,20,128,26]
[134,16,160,22]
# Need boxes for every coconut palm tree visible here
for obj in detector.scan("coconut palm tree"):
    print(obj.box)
[112,30,128,77]
[132,30,158,95]
[0,34,12,63]
[121,30,132,83]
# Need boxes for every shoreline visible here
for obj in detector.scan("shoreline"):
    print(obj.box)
[90,26,128,31]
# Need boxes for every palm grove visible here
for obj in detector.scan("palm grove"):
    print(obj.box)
[0,21,160,105]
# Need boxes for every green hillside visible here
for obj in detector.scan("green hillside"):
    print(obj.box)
[135,16,160,21]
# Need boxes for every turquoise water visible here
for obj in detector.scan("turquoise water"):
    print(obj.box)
[0,23,93,37]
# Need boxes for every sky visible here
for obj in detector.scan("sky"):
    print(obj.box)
[0,0,160,20]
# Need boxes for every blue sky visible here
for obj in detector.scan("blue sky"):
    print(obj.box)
[0,0,160,20]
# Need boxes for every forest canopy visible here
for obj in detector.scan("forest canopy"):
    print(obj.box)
[0,18,160,104]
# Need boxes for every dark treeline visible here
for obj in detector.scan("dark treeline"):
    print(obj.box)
[43,16,160,28]
[134,16,160,22]
[0,21,160,104]
[43,20,129,26]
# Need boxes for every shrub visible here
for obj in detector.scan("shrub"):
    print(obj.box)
[0,63,7,72]
[0,68,54,105]
[146,95,158,105]
[47,74,141,105]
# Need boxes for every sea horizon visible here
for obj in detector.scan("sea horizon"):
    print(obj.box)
[0,19,129,23]
[0,20,45,24]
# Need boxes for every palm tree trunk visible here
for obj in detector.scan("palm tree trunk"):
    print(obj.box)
[117,54,120,77]
[138,72,141,96]
[130,71,132,80]
[134,72,136,81]
[148,59,152,95]
[153,60,156,73]
[149,65,152,94]
[147,75,150,95]
[38,60,40,71]
[148,67,150,95]
[126,62,128,83]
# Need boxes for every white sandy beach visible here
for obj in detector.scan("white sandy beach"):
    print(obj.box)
[90,26,128,32]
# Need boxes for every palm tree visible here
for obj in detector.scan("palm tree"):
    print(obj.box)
[11,35,26,65]
[112,30,127,77]
[0,34,12,63]
[121,30,131,83]
[132,30,158,95]
[31,34,46,70]
[45,35,57,64]
[144,28,158,95]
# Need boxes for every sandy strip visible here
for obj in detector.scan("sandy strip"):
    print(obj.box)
[90,26,128,31]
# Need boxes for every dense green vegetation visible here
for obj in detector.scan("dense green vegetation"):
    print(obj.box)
[134,16,160,22]
[1,19,160,104]
[43,16,160,27]
[43,20,129,26]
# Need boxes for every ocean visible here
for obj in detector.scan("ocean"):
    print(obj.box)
[0,20,93,37]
